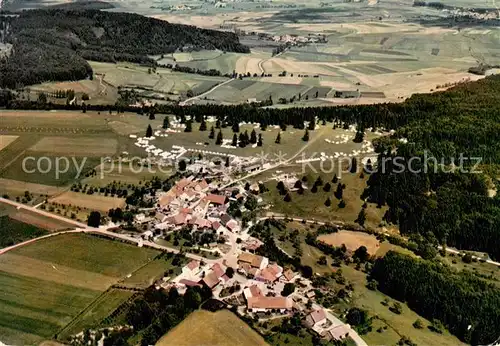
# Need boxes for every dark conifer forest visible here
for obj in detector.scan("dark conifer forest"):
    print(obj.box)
[0,9,249,88]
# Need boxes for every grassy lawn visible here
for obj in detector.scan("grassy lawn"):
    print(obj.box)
[0,233,161,344]
[156,309,268,346]
[263,170,386,229]
[0,215,48,247]
[57,288,135,340]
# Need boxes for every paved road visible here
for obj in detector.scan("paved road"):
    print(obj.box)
[0,197,88,228]
[0,198,216,262]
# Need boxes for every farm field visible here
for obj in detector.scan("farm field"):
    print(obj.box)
[317,231,380,255]
[119,255,185,289]
[48,191,125,213]
[90,61,228,97]
[0,215,48,247]
[57,288,135,340]
[156,309,269,346]
[0,110,160,190]
[0,233,161,344]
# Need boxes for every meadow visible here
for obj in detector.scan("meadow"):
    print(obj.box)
[0,233,160,344]
[156,309,268,346]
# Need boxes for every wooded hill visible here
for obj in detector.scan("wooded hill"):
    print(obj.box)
[371,251,500,345]
[0,9,249,88]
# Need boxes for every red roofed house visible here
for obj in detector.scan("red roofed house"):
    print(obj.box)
[238,252,268,271]
[204,194,227,205]
[182,260,200,276]
[255,263,283,283]
[304,309,327,328]
[247,296,293,313]
[202,263,228,290]
[327,325,351,341]
[168,212,189,225]
[243,284,263,301]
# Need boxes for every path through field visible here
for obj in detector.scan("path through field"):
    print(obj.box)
[180,78,235,105]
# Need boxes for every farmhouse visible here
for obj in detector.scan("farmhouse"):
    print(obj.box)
[304,309,327,329]
[282,269,298,282]
[238,252,268,271]
[255,263,283,283]
[202,263,229,290]
[205,194,227,205]
[326,325,351,341]
[247,296,293,313]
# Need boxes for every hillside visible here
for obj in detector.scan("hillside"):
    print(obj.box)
[0,9,249,88]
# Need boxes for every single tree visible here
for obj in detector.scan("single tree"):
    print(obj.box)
[334,183,343,199]
[208,126,215,139]
[311,185,318,193]
[257,134,263,147]
[178,160,187,171]
[232,122,240,133]
[350,157,358,173]
[332,174,338,183]
[232,134,238,147]
[324,197,331,207]
[216,130,223,145]
[199,119,207,131]
[281,283,296,296]
[302,128,309,142]
[250,129,257,144]
[87,211,101,227]
[275,132,281,144]
[225,156,230,167]
[356,207,367,226]
[145,124,153,138]
[338,199,346,208]
[284,193,292,202]
[413,319,424,329]
[323,182,331,192]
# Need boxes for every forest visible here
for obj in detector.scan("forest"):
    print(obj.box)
[370,251,500,345]
[0,9,248,88]
[363,76,500,260]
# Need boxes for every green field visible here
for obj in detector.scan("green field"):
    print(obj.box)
[200,79,330,104]
[120,255,185,289]
[0,215,48,247]
[57,288,135,340]
[90,61,228,97]
[0,233,160,344]
[0,110,162,191]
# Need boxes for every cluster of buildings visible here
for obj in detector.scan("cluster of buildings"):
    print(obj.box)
[153,176,239,233]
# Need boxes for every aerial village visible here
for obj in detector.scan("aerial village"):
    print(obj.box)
[126,167,360,344]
